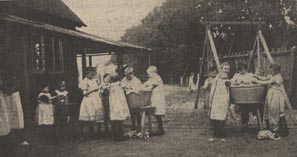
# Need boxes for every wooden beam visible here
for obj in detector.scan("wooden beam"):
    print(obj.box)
[116,53,124,77]
[194,26,209,109]
[258,30,274,64]
[207,29,221,72]
[247,37,257,72]
[256,34,261,66]
[148,52,151,66]
[200,21,265,25]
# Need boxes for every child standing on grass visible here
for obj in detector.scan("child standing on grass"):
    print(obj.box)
[144,66,166,136]
[254,64,291,138]
[79,67,104,139]
[208,62,230,142]
[101,74,111,133]
[230,62,256,131]
[202,67,217,109]
[53,80,69,141]
[36,83,57,143]
[121,67,142,133]
[108,72,130,141]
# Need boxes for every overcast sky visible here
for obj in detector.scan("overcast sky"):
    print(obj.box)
[63,0,166,40]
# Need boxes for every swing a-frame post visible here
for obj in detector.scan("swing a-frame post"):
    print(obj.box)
[194,21,273,110]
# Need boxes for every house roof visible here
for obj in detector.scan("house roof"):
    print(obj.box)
[0,15,150,54]
[11,0,86,27]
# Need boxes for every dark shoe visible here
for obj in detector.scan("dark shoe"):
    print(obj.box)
[278,117,289,137]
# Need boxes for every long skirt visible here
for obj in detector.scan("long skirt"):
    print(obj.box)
[264,87,285,127]
[36,103,54,125]
[0,91,10,136]
[4,92,24,129]
[79,93,104,122]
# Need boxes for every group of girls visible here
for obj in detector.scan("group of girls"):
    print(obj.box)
[77,65,166,141]
[203,62,296,141]
[35,79,70,143]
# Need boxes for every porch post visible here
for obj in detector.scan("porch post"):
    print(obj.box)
[147,52,151,66]
[82,48,87,78]
[89,55,93,67]
[116,52,124,77]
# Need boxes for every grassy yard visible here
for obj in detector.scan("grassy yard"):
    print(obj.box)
[3,85,297,157]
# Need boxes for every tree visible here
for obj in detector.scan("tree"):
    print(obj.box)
[120,0,297,82]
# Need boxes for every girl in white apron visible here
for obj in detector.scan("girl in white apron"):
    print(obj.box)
[144,66,166,136]
[79,68,104,138]
[108,73,130,141]
[36,83,57,143]
[209,62,230,142]
[255,64,294,138]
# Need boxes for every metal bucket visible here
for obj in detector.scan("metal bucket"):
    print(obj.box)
[126,91,152,109]
[230,85,266,104]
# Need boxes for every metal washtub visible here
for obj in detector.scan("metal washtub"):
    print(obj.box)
[126,91,152,109]
[230,85,266,104]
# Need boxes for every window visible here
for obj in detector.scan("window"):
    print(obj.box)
[32,34,64,73]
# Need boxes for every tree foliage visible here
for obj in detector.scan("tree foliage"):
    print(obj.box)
[120,0,297,81]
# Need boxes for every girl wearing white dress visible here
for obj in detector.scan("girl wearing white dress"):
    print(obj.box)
[209,62,230,142]
[35,83,57,142]
[144,66,166,136]
[79,68,104,138]
[255,64,292,137]
[108,72,130,141]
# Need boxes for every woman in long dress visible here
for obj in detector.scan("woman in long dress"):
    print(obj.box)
[144,66,166,136]
[79,68,104,138]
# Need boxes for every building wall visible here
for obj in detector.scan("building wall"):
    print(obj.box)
[0,23,83,124]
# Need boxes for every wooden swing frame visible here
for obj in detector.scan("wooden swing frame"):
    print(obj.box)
[194,21,274,110]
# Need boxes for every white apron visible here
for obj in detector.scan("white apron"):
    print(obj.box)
[0,91,10,136]
[209,75,230,121]
[79,78,104,122]
[109,82,130,120]
[145,75,166,116]
[4,91,24,129]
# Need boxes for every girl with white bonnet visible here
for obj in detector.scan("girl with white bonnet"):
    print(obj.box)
[144,66,166,136]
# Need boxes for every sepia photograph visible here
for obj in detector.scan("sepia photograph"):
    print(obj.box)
[0,0,297,156]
